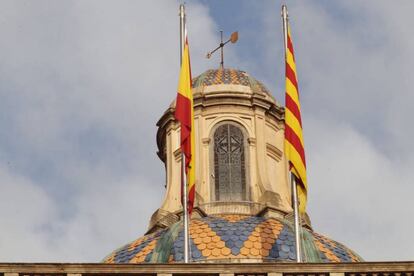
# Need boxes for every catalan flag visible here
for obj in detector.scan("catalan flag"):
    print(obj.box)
[174,34,195,214]
[284,25,308,213]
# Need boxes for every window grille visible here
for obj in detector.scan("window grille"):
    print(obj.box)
[284,273,328,276]
[214,123,246,201]
[235,273,267,276]
[346,272,414,276]
[173,274,218,276]
[20,274,65,276]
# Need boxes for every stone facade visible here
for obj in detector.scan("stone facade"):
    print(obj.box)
[153,69,296,232]
[1,262,414,276]
[103,69,364,263]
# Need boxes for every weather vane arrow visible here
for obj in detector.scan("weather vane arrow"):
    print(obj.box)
[206,30,238,69]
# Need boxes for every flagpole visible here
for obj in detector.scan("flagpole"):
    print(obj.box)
[179,4,185,63]
[179,3,190,264]
[291,174,303,262]
[282,4,303,263]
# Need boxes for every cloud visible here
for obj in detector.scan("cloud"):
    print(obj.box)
[0,162,161,262]
[307,117,414,260]
[1,0,413,262]
[0,166,57,261]
[0,0,222,262]
[256,0,414,260]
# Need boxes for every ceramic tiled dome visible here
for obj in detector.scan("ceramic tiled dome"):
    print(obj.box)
[110,67,364,264]
[103,215,362,263]
[192,68,271,95]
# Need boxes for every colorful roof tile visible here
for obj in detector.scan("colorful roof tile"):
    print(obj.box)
[103,215,363,263]
[192,68,271,95]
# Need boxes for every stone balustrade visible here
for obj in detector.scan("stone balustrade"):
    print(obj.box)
[1,261,413,276]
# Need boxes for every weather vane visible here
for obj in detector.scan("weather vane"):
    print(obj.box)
[206,30,238,69]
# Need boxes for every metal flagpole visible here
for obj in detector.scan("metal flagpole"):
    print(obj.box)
[220,30,224,69]
[179,4,185,64]
[179,4,190,264]
[291,174,303,262]
[281,4,303,263]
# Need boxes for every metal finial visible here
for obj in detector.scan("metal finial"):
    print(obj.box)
[206,31,239,69]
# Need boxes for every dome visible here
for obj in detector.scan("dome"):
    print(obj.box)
[124,67,363,264]
[192,68,272,96]
[103,215,363,263]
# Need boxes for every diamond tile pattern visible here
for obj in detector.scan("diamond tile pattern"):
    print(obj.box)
[313,232,361,262]
[103,215,363,263]
[104,229,165,264]
[192,68,270,95]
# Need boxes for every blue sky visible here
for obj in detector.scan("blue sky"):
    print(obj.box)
[0,0,413,262]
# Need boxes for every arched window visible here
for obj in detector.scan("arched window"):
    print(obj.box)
[213,122,247,201]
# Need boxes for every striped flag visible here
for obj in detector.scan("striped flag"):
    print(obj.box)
[174,34,195,214]
[284,25,308,213]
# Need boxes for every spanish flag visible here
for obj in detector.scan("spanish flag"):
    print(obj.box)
[284,24,308,213]
[174,35,195,214]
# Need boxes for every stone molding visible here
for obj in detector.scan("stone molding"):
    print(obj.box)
[1,262,414,274]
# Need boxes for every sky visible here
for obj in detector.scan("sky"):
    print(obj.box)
[0,0,413,262]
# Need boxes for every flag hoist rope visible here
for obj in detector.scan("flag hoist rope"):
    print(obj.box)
[281,4,303,263]
[179,4,190,263]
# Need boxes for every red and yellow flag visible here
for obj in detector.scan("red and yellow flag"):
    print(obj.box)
[284,25,308,213]
[174,36,195,214]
